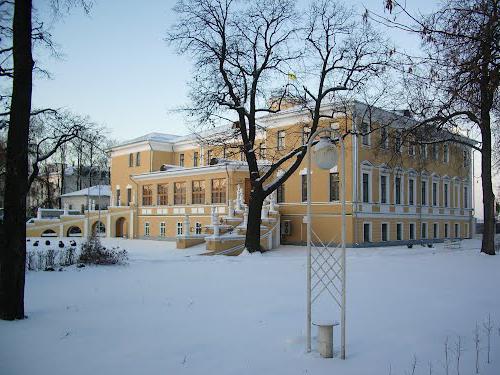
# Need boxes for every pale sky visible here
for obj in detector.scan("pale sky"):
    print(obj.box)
[30,0,489,218]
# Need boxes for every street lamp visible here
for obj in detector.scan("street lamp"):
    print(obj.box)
[306,128,346,359]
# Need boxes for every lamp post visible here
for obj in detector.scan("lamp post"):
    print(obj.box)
[306,127,346,359]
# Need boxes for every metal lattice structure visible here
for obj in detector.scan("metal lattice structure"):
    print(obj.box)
[306,128,346,359]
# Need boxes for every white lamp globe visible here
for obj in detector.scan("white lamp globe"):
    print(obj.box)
[314,136,338,170]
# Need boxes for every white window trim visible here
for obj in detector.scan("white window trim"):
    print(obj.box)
[409,222,416,240]
[381,222,390,242]
[362,221,372,242]
[433,222,439,239]
[394,173,404,205]
[160,222,166,237]
[361,171,373,203]
[396,222,404,241]
[421,222,428,239]
[454,223,460,238]
[360,122,371,147]
[177,222,183,235]
[432,179,439,207]
[195,222,202,235]
[144,222,150,236]
[421,177,429,206]
[444,222,450,238]
[379,172,390,205]
[408,177,416,206]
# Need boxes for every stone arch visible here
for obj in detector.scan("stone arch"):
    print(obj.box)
[91,220,106,236]
[67,226,82,237]
[115,217,128,238]
[41,229,57,237]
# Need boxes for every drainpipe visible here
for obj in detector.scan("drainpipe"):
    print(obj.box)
[149,141,153,172]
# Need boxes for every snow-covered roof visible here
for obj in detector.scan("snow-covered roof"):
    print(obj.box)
[61,185,111,198]
[113,132,181,148]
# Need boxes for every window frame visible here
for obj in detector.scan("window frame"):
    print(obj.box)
[192,180,206,205]
[277,130,286,150]
[329,172,340,202]
[142,184,153,206]
[157,184,168,206]
[174,181,186,205]
[211,178,227,204]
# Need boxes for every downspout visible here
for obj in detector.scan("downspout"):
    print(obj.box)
[149,141,153,172]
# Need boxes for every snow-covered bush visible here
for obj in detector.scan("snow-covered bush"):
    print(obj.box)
[26,248,78,271]
[78,235,128,265]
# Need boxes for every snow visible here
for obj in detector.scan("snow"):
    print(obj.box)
[60,185,111,197]
[1,239,500,375]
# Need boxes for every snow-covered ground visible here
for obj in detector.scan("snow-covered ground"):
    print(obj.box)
[1,238,499,375]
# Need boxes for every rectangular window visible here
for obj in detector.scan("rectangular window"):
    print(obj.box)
[397,223,402,241]
[177,222,183,235]
[431,144,438,161]
[433,223,438,239]
[444,223,449,238]
[195,222,202,235]
[127,188,132,206]
[455,223,459,238]
[432,182,437,206]
[363,223,371,242]
[302,126,311,145]
[277,184,285,203]
[160,222,166,237]
[362,173,370,203]
[464,186,468,208]
[443,143,449,163]
[174,182,186,205]
[380,127,388,149]
[193,152,199,167]
[211,178,226,204]
[301,175,307,202]
[380,175,387,204]
[421,180,427,206]
[207,150,212,164]
[395,176,401,205]
[116,189,121,206]
[409,223,415,240]
[420,144,427,159]
[142,184,153,206]
[277,130,285,150]
[144,222,150,236]
[361,123,370,146]
[381,223,388,241]
[128,153,134,167]
[259,143,267,159]
[394,132,402,153]
[421,222,427,239]
[192,180,205,204]
[179,154,185,167]
[444,183,449,207]
[329,173,339,201]
[408,142,416,156]
[409,179,415,205]
[136,152,141,166]
[157,184,168,206]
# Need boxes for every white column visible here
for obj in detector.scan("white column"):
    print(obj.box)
[183,215,190,236]
[106,213,111,238]
[129,209,134,239]
[59,223,64,237]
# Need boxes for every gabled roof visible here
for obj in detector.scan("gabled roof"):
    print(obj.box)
[113,132,181,148]
[61,185,111,198]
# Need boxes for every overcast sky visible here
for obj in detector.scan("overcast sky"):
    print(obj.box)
[31,0,489,218]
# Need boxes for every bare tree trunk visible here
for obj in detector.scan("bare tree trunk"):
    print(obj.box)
[245,190,264,252]
[480,121,495,255]
[0,0,32,320]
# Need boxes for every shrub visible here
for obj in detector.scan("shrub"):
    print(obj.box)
[78,235,128,265]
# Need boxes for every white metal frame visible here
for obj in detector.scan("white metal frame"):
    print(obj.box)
[306,128,346,359]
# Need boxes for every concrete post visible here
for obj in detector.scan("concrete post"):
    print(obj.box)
[37,208,42,220]
[317,324,334,358]
[63,203,69,216]
[227,199,234,218]
[59,223,64,237]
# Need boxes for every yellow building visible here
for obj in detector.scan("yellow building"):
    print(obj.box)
[27,101,474,248]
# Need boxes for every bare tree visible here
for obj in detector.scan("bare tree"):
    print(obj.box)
[369,0,499,255]
[0,0,91,320]
[168,0,393,251]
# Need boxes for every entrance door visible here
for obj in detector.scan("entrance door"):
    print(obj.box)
[244,178,251,204]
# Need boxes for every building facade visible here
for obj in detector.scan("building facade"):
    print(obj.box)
[27,101,475,247]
